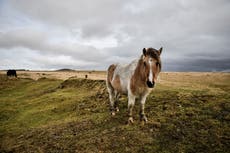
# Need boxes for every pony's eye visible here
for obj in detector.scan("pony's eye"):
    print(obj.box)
[156,62,159,66]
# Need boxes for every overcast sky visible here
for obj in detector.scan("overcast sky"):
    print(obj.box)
[0,0,230,71]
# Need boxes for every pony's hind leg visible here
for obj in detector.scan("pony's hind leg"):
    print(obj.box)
[114,92,120,112]
[106,64,117,116]
[108,88,117,116]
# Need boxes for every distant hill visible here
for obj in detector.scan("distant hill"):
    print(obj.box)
[56,68,75,71]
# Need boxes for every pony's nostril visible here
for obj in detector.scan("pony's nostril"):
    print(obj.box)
[147,81,155,88]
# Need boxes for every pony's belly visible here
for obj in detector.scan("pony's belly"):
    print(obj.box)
[120,86,128,94]
[119,78,129,94]
[111,80,128,94]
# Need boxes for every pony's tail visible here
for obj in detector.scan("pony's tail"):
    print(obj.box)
[106,64,117,91]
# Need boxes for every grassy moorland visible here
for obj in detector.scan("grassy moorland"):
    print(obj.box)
[0,72,229,153]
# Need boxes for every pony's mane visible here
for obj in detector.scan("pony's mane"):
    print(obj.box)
[145,48,162,71]
[133,57,148,82]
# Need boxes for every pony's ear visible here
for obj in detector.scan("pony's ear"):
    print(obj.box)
[158,47,163,55]
[143,48,147,56]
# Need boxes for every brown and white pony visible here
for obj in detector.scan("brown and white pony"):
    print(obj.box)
[106,47,162,123]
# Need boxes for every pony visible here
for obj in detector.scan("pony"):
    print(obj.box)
[106,47,162,124]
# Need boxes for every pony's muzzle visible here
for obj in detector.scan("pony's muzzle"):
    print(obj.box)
[147,80,155,88]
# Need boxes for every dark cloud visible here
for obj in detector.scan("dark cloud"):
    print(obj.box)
[164,58,230,72]
[0,0,229,71]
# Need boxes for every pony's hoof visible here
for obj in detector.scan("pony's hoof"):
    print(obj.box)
[115,107,119,112]
[140,116,148,123]
[127,117,134,124]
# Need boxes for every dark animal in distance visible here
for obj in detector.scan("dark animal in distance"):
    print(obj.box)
[7,70,17,77]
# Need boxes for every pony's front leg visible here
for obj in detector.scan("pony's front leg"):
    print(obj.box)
[139,95,148,123]
[127,94,136,124]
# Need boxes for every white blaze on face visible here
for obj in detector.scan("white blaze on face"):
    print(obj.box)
[148,58,153,83]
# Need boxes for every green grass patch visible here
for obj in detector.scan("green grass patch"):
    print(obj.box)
[0,74,229,153]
